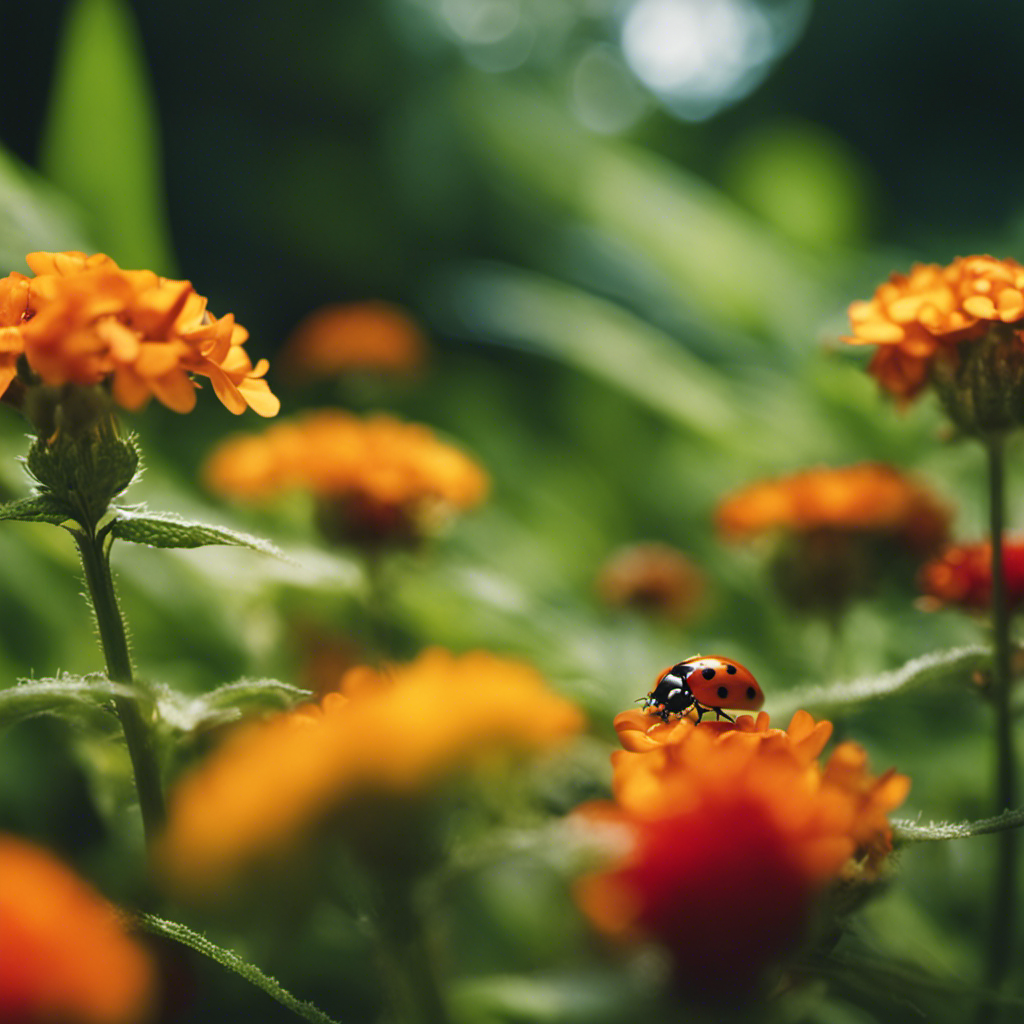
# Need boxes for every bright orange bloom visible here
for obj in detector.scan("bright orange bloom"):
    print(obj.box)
[918,537,1024,612]
[595,543,705,623]
[0,251,279,417]
[0,835,154,1024]
[159,648,584,894]
[844,256,1024,399]
[202,410,489,545]
[716,463,950,554]
[575,711,908,999]
[280,301,426,379]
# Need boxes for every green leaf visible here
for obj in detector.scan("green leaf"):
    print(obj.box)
[443,266,740,444]
[39,0,175,272]
[106,510,281,557]
[892,808,1024,845]
[134,914,342,1024]
[454,76,839,342]
[0,674,133,730]
[0,495,76,527]
[0,146,93,269]
[769,645,991,717]
[156,679,311,734]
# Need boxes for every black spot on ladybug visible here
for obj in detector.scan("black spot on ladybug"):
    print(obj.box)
[702,667,715,680]
[726,664,737,674]
[716,686,729,699]
[746,686,756,700]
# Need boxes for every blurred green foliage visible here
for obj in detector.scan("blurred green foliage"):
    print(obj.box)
[0,1,1022,1021]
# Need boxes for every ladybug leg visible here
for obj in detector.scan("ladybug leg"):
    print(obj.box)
[713,708,735,724]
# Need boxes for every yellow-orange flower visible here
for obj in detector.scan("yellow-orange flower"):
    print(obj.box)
[574,711,908,999]
[160,648,584,894]
[0,251,279,417]
[202,410,489,545]
[0,835,154,1024]
[595,542,705,623]
[280,301,426,379]
[918,537,1024,612]
[844,255,1024,400]
[716,462,950,553]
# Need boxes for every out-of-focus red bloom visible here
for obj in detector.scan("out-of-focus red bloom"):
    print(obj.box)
[918,537,1024,612]
[202,410,488,547]
[280,301,426,379]
[575,711,908,1001]
[0,835,154,1023]
[716,463,951,555]
[595,543,706,623]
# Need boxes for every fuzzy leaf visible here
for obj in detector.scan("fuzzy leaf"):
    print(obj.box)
[769,645,991,717]
[0,495,76,527]
[0,674,134,729]
[106,510,280,556]
[155,679,311,734]
[892,808,1024,845]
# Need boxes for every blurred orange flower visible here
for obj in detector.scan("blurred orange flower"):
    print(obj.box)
[844,256,1024,400]
[0,251,279,417]
[575,711,908,999]
[595,542,705,623]
[716,462,950,554]
[0,835,154,1024]
[280,301,426,379]
[160,648,584,894]
[203,410,489,545]
[918,537,1024,612]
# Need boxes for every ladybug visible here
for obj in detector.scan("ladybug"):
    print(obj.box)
[641,656,764,724]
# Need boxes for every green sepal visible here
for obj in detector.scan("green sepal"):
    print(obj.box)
[0,673,135,730]
[25,428,140,529]
[105,509,281,556]
[0,494,77,527]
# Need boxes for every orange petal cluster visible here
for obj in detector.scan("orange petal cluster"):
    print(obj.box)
[160,648,584,894]
[0,835,154,1024]
[575,711,908,998]
[595,542,706,623]
[844,255,1024,399]
[0,251,279,416]
[918,537,1024,612]
[280,301,426,379]
[716,462,950,554]
[202,410,488,543]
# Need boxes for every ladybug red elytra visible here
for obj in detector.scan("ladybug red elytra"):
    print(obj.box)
[641,656,764,724]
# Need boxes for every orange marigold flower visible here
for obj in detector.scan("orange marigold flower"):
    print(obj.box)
[0,251,279,418]
[716,462,950,553]
[159,648,584,894]
[595,542,706,623]
[918,537,1024,612]
[574,711,908,1000]
[280,301,426,379]
[0,835,154,1024]
[844,255,1024,405]
[202,410,489,545]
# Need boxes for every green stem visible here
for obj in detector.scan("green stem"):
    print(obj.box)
[980,435,1018,1019]
[74,527,166,844]
[135,913,342,1024]
[373,881,450,1024]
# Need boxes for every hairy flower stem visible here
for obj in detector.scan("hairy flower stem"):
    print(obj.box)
[74,528,166,845]
[980,435,1018,1020]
